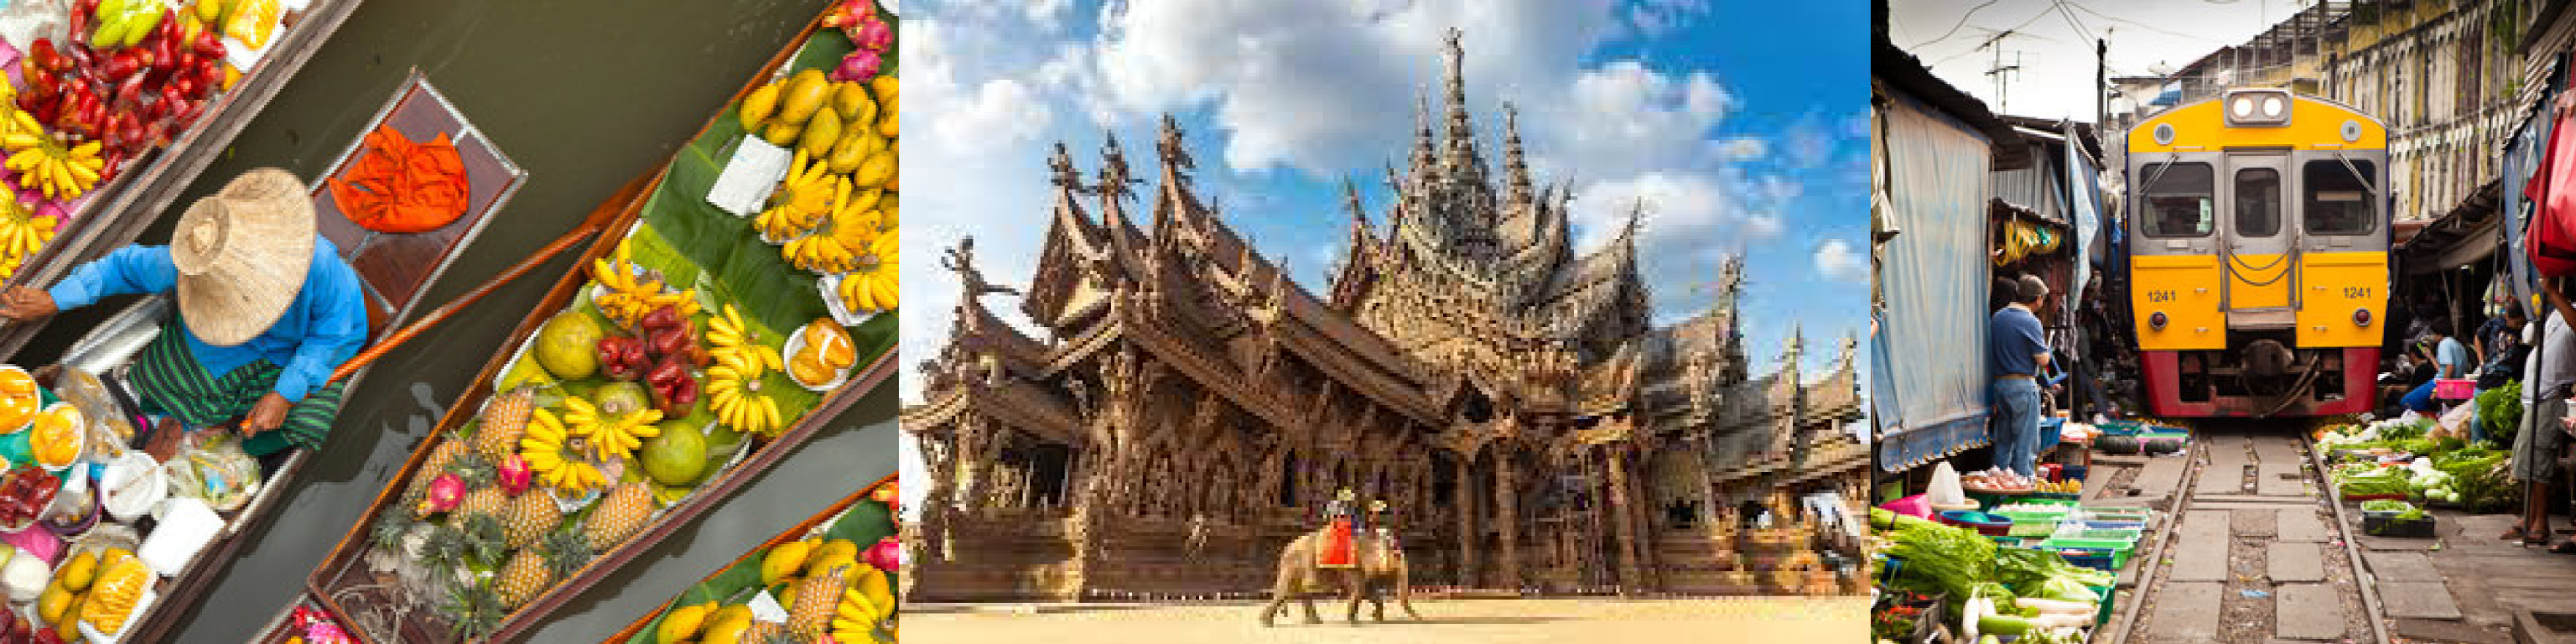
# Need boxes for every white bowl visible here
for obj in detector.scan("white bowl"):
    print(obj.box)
[99,454,164,524]
[0,366,34,435]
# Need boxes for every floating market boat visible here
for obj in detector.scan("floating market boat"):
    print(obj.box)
[0,71,531,643]
[270,3,897,640]
[605,476,897,644]
[0,0,366,360]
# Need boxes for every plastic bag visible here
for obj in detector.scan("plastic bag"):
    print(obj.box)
[1927,461,1968,507]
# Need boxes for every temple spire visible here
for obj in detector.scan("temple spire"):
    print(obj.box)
[1410,91,1437,184]
[1503,101,1532,210]
[1441,28,1473,164]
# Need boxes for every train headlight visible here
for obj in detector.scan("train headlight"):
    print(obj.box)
[2224,89,2293,127]
[2354,309,2371,327]
[2150,312,2169,330]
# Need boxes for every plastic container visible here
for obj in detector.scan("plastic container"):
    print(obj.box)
[1877,494,1933,520]
[2434,378,2476,400]
[2052,527,2143,542]
[1938,510,2013,537]
[1926,462,1969,507]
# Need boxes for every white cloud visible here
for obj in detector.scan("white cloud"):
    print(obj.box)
[931,80,1052,153]
[1815,239,1868,282]
[1713,138,1768,160]
[1084,0,1621,175]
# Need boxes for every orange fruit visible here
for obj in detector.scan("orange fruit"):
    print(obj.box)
[30,405,80,466]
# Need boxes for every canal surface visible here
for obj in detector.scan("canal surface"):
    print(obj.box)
[3,0,900,640]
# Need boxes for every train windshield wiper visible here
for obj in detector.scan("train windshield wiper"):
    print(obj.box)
[2331,150,2380,196]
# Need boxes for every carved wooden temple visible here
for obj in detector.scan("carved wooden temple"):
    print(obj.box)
[902,31,1867,602]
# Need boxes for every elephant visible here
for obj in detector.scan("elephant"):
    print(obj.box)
[1259,527,1421,626]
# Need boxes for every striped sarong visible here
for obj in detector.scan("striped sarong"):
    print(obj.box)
[127,319,346,456]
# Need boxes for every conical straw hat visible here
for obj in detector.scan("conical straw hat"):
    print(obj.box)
[172,168,315,346]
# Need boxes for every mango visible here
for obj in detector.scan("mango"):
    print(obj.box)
[778,70,830,127]
[869,75,897,105]
[853,149,894,189]
[657,601,716,644]
[741,81,782,130]
[762,538,818,587]
[800,108,843,159]
[762,122,802,148]
[828,130,881,174]
[60,553,96,592]
[832,82,877,125]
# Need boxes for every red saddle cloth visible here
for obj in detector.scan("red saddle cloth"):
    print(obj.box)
[1317,519,1357,569]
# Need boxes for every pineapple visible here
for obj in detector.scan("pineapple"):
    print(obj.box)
[477,387,538,461]
[404,439,469,503]
[440,580,504,641]
[496,530,593,610]
[457,513,509,565]
[501,490,562,549]
[584,482,656,551]
[738,622,788,642]
[456,486,508,522]
[787,563,849,640]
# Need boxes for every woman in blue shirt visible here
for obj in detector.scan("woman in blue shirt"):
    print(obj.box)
[0,169,365,456]
[2402,319,2471,414]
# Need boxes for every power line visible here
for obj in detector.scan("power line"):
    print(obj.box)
[2064,2,2230,44]
[1912,0,2008,49]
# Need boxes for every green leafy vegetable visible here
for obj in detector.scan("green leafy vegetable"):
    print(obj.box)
[2478,382,2521,444]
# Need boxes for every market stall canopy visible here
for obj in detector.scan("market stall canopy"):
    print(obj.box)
[1872,46,2004,471]
[2396,179,2503,276]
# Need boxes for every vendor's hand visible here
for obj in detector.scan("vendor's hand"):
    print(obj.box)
[240,392,292,436]
[0,287,54,321]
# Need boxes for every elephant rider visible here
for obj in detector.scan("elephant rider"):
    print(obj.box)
[0,169,366,458]
[1369,500,1397,550]
[1320,488,1363,569]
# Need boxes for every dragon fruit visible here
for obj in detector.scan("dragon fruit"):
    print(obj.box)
[820,0,871,29]
[865,536,902,572]
[829,49,883,84]
[413,472,465,517]
[497,453,532,496]
[871,481,898,515]
[849,17,893,51]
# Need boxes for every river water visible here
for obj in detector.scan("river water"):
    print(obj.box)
[6,0,900,640]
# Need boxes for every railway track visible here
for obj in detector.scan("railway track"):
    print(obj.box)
[2110,423,2386,644]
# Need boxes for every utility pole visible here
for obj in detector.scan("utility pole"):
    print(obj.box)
[2097,37,2108,127]
[1988,47,2023,113]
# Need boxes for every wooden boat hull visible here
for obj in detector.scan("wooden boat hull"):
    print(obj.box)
[284,8,900,641]
[0,0,366,361]
[606,475,896,643]
[38,73,530,644]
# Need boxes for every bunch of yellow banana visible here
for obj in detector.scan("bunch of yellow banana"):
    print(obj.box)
[784,233,860,273]
[707,304,787,379]
[0,202,58,281]
[3,112,102,200]
[757,151,842,239]
[708,363,783,436]
[521,407,607,493]
[832,567,897,643]
[838,234,897,311]
[561,396,661,460]
[590,239,700,326]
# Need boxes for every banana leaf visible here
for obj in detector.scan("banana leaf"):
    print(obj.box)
[625,496,899,643]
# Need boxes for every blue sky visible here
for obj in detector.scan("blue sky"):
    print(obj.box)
[896,0,1867,506]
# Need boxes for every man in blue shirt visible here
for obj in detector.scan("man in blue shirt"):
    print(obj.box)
[0,169,365,456]
[1990,274,2051,477]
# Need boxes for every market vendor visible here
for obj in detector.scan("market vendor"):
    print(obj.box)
[1989,274,2049,477]
[2400,320,2470,414]
[0,169,364,457]
[2511,278,2576,553]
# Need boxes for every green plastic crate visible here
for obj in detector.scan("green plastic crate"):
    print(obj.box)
[2040,538,2137,569]
[2090,584,2114,626]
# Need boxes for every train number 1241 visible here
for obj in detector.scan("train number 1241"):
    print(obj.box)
[2147,290,2178,303]
[2342,286,2372,299]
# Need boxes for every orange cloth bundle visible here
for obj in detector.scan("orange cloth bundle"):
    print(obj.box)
[1317,518,1357,569]
[329,125,469,233]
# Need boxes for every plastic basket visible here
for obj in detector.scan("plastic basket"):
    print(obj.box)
[2054,548,2117,571]
[2007,519,2061,538]
[2090,584,2115,626]
[2053,527,2144,542]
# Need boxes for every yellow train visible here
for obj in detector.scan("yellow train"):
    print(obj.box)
[2122,88,2388,418]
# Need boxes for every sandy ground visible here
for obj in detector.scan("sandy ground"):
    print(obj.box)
[905,596,1866,644]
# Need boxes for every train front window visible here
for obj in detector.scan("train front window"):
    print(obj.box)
[2139,162,2214,237]
[2304,159,2377,235]
[2236,168,2281,236]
